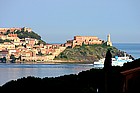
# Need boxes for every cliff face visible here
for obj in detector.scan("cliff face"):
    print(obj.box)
[55,44,133,63]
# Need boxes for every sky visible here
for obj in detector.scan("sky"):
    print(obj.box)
[0,0,140,43]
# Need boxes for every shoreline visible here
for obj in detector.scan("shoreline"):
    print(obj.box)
[0,60,94,65]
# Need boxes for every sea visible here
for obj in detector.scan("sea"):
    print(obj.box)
[0,43,139,86]
[113,43,140,59]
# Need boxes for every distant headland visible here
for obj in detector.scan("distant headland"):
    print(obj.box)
[0,27,132,63]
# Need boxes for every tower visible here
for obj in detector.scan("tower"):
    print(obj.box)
[107,34,111,42]
[107,34,112,46]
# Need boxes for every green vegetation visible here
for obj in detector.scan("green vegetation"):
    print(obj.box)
[55,44,127,62]
[2,29,47,45]
[0,57,6,63]
[37,51,43,56]
[16,31,41,40]
[0,39,4,43]
[0,38,11,43]
[36,40,47,45]
[10,54,16,63]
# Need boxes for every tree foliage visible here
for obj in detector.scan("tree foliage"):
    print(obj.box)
[0,39,11,43]
[10,54,16,63]
[104,49,112,70]
[1,29,47,44]
[0,57,6,63]
[55,44,129,62]
[17,31,41,40]
[0,39,4,43]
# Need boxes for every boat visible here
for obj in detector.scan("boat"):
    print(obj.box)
[93,54,133,68]
[112,56,133,66]
[93,58,105,68]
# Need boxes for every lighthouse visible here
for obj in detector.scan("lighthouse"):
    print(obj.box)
[107,34,112,46]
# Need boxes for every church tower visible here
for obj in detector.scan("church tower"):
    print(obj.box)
[107,34,112,46]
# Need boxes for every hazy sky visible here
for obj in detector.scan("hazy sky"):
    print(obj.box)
[1,0,140,43]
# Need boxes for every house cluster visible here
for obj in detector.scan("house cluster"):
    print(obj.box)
[0,27,32,34]
[0,27,66,62]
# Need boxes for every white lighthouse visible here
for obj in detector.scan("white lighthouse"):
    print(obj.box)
[107,34,112,46]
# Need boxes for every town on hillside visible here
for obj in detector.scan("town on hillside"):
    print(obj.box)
[0,27,112,63]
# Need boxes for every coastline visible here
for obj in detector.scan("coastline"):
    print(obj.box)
[0,62,94,86]
[0,43,139,64]
[0,59,94,65]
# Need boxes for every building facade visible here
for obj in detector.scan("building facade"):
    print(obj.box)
[106,34,112,46]
[0,27,32,34]
[65,36,103,48]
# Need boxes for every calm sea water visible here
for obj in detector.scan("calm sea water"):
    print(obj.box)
[0,43,139,86]
[113,43,140,59]
[0,63,94,86]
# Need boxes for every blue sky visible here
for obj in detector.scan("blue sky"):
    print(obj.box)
[1,0,140,43]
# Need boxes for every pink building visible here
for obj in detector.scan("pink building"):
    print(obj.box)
[65,36,103,48]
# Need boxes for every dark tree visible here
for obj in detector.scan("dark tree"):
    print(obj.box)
[0,57,6,63]
[104,50,112,92]
[104,49,112,69]
[10,54,16,63]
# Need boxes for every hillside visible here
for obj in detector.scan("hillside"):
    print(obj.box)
[54,44,133,63]
[3,28,47,45]
[17,30,47,45]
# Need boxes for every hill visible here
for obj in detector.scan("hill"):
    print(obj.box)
[3,28,47,45]
[54,44,133,63]
[17,30,47,45]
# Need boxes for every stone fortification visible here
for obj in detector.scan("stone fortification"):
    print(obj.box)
[65,35,104,48]
[65,34,112,48]
[0,27,32,34]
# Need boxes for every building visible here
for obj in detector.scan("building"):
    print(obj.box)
[65,35,103,48]
[0,34,7,40]
[8,34,17,38]
[23,27,32,32]
[106,34,112,46]
[25,38,38,46]
[0,28,22,34]
[0,50,8,58]
[0,42,15,50]
[0,27,32,34]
